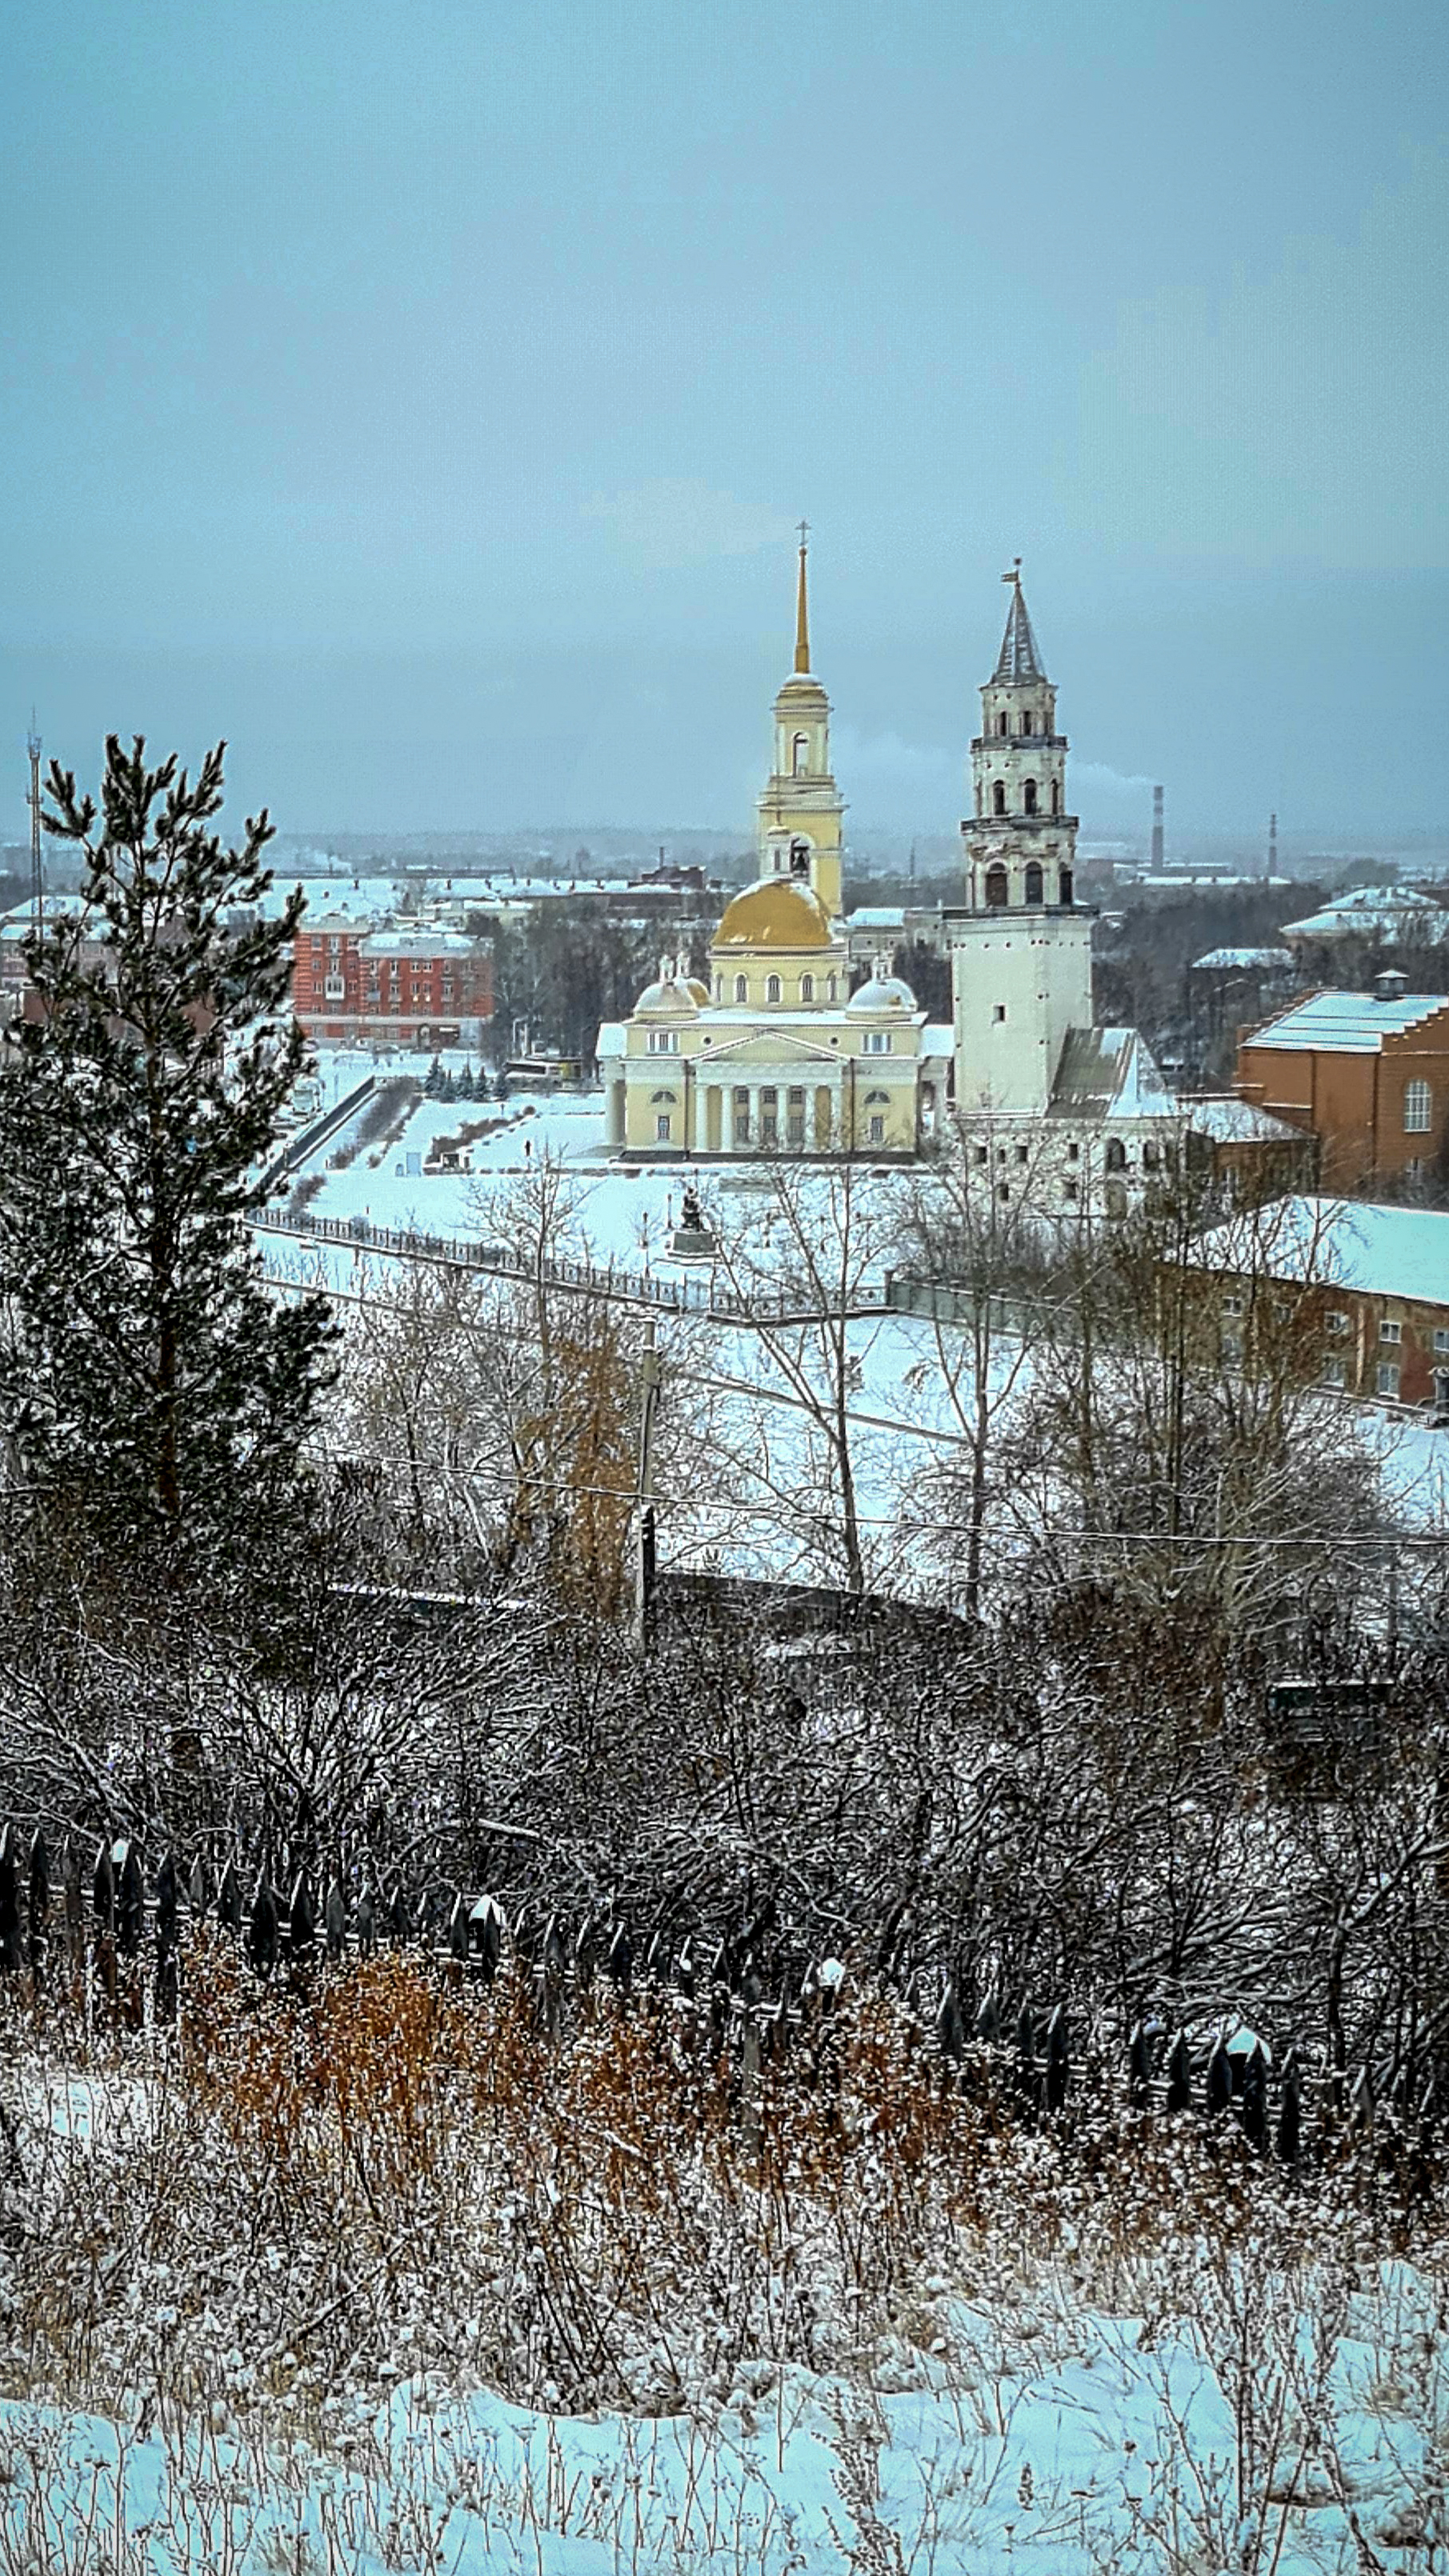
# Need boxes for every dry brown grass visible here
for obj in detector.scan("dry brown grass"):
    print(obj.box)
[0,1945,1438,2446]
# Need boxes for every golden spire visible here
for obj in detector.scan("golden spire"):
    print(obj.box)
[794,519,811,673]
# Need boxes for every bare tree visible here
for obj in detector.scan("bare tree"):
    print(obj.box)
[898,1122,1073,1615]
[695,1161,905,1597]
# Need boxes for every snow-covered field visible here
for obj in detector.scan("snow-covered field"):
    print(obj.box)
[8,2264,1449,2571]
[259,1062,1448,1575]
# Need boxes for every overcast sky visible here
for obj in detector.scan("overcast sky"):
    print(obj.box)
[2,0,1446,849]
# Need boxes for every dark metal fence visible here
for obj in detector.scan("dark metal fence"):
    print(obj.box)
[1,1818,1427,2178]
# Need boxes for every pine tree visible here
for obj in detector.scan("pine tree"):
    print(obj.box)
[0,737,337,1583]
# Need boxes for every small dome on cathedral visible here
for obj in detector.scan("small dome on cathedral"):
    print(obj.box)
[847,974,917,1012]
[713,879,835,951]
[634,953,702,1014]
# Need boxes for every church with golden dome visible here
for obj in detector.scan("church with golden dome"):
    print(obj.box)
[598,538,951,1159]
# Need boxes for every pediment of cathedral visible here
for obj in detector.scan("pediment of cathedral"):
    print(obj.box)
[692,1024,851,1070]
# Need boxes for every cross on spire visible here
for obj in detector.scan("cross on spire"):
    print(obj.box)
[794,522,811,673]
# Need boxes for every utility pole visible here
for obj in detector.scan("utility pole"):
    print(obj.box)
[26,713,43,934]
[1267,811,1278,882]
[1151,785,1164,872]
[634,1315,662,1651]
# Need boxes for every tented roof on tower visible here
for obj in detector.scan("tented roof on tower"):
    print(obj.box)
[993,577,1047,684]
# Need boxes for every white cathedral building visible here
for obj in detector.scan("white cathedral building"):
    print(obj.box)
[601,551,1181,1216]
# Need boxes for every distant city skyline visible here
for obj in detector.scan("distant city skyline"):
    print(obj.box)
[2,1,1446,850]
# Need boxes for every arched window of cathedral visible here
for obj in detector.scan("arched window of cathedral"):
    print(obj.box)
[985,865,1009,909]
[767,974,781,1003]
[998,711,1008,736]
[1059,868,1074,906]
[1024,862,1044,904]
[1051,781,1060,815]
[800,972,815,1002]
[792,733,809,777]
[1023,779,1039,814]
[1104,1137,1127,1172]
[991,780,1007,816]
[734,974,748,1003]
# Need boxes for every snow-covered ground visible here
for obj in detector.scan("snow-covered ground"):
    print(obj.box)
[10,2266,1449,2573]
[258,1058,1448,1578]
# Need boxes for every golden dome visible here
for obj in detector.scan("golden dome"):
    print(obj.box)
[712,879,835,951]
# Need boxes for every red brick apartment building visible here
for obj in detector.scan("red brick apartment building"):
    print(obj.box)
[1187,1196,1449,1415]
[293,920,493,1046]
[1235,986,1449,1187]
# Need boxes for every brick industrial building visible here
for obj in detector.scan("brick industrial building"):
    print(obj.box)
[292,918,494,1047]
[1235,986,1449,1188]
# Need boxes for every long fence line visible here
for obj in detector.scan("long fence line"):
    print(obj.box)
[249,1205,902,1326]
[259,1074,378,1193]
[1,1819,1432,2178]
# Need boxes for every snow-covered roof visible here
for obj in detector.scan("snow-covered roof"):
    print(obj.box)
[358,930,482,958]
[1191,946,1295,972]
[1187,1196,1449,1309]
[1244,990,1449,1053]
[596,1022,625,1054]
[272,877,400,922]
[845,908,908,929]
[1281,886,1449,942]
[1047,1026,1179,1121]
[922,1025,954,1058]
[0,892,91,925]
[1183,1094,1304,1143]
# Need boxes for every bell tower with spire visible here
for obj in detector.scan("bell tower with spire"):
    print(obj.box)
[949,566,1093,1114]
[756,526,845,919]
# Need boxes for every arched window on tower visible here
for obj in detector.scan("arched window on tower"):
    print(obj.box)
[1051,781,1060,815]
[998,711,1008,736]
[792,732,810,776]
[1059,868,1074,906]
[1023,778,1038,814]
[766,973,781,1003]
[1022,710,1034,736]
[991,780,1007,816]
[1104,1137,1127,1172]
[790,838,811,878]
[985,865,1009,910]
[1024,862,1044,904]
[734,974,748,1003]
